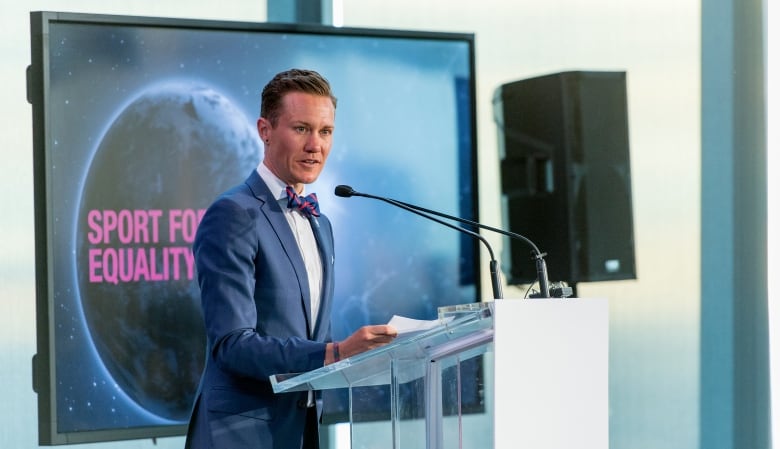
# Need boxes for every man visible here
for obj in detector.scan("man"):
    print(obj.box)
[185,69,397,449]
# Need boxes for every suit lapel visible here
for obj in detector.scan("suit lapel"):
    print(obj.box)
[244,172,314,335]
[308,215,333,339]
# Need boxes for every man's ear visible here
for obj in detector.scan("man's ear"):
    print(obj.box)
[257,117,271,142]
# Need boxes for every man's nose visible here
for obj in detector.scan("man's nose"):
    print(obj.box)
[305,134,324,151]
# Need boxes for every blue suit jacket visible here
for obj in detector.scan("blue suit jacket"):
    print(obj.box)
[185,171,335,449]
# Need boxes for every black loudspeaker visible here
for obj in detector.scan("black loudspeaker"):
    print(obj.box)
[494,71,636,285]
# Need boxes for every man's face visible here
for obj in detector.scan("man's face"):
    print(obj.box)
[258,91,335,193]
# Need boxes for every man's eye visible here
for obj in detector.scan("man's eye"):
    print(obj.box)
[295,126,308,133]
[321,129,332,136]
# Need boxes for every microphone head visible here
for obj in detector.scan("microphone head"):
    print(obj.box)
[334,185,355,197]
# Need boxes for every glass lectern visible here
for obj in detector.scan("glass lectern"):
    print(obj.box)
[271,299,608,449]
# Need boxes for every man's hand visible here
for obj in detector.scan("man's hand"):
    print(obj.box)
[326,325,398,364]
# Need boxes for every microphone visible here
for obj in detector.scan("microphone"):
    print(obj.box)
[335,185,551,298]
[334,185,504,300]
[388,195,550,298]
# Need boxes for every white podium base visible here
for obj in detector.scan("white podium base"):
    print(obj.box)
[493,298,609,449]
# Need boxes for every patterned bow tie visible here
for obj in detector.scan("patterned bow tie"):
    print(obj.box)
[285,186,320,217]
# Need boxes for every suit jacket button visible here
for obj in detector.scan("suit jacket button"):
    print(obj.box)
[297,399,308,409]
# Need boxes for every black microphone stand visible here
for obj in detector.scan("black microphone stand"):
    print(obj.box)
[399,201,550,298]
[335,187,504,299]
[392,198,551,298]
[336,185,552,298]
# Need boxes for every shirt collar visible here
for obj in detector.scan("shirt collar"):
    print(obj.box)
[256,162,307,201]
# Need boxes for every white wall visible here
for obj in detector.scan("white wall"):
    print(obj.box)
[0,1,700,448]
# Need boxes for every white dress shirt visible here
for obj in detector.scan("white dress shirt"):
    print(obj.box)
[256,163,323,332]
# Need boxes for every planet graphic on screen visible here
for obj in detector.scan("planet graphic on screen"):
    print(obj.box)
[75,82,260,421]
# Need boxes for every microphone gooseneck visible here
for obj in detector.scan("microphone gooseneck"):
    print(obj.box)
[335,184,551,298]
[334,185,504,300]
[376,191,551,298]
[534,254,550,299]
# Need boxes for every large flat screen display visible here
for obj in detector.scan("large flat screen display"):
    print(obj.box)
[29,11,479,445]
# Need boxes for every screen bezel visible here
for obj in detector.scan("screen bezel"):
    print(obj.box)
[29,10,480,445]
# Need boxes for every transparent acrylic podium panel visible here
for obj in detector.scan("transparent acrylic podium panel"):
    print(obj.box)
[271,303,495,449]
[347,347,493,449]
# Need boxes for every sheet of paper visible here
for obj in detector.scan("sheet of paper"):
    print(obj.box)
[387,315,449,336]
